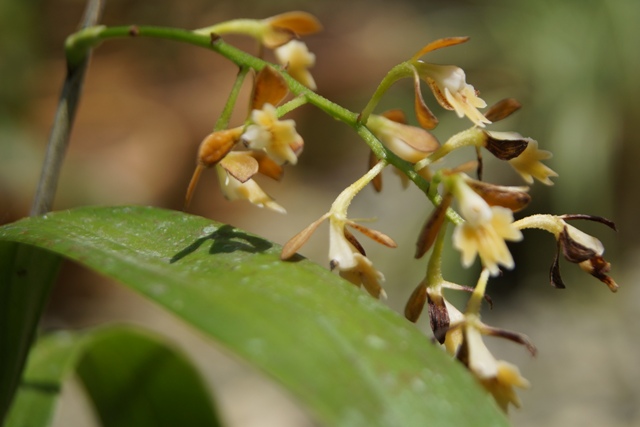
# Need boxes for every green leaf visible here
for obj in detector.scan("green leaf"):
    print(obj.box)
[0,242,62,421]
[0,206,509,427]
[4,326,221,427]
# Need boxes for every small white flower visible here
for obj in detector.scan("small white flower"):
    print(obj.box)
[242,103,304,165]
[275,40,317,90]
[416,62,491,128]
[463,319,530,411]
[449,176,523,275]
[216,165,285,213]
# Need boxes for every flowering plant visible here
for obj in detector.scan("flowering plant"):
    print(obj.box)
[0,4,619,426]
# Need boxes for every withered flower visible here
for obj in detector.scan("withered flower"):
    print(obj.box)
[513,214,618,291]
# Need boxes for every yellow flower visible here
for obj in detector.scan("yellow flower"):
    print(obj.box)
[461,319,531,412]
[416,62,491,128]
[242,103,304,165]
[280,162,395,299]
[449,175,523,275]
[216,165,285,213]
[451,269,535,412]
[507,139,558,185]
[275,40,317,90]
[409,37,491,128]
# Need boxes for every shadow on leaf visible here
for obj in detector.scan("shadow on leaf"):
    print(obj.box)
[170,225,273,263]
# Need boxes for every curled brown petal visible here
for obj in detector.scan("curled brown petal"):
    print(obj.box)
[483,325,537,357]
[415,194,452,259]
[560,214,617,232]
[550,241,566,289]
[559,226,598,263]
[344,227,366,256]
[580,256,619,292]
[427,293,450,344]
[484,133,528,160]
[414,70,438,129]
[475,146,484,181]
[465,180,531,212]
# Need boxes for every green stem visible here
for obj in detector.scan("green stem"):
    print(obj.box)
[277,95,308,117]
[215,66,250,132]
[30,0,105,216]
[359,62,415,125]
[63,24,462,223]
[426,224,448,286]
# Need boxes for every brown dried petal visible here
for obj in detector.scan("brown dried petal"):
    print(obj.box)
[484,98,522,123]
[198,128,242,166]
[404,282,428,323]
[343,227,366,256]
[465,180,531,212]
[560,214,617,232]
[414,71,438,129]
[559,226,598,263]
[475,146,484,181]
[550,242,566,289]
[483,325,537,356]
[411,36,470,61]
[484,134,528,160]
[415,193,452,259]
[580,256,619,292]
[347,221,397,248]
[252,65,289,110]
[219,152,259,183]
[427,293,450,344]
[280,214,328,260]
[369,151,382,192]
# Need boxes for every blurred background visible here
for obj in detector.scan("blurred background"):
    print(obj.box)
[1,0,639,425]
